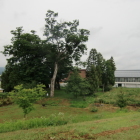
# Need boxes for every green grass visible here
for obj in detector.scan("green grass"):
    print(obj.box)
[0,111,140,140]
[0,87,140,139]
[95,87,140,106]
[0,113,68,133]
[54,88,72,99]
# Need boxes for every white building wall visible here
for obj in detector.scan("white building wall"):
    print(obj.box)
[114,82,140,88]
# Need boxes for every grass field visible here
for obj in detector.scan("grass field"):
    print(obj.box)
[0,87,140,139]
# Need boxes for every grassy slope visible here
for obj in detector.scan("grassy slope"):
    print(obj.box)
[0,87,140,139]
[95,87,140,105]
[0,111,140,140]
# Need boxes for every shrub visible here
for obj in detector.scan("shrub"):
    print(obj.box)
[116,91,127,108]
[65,68,90,98]
[0,97,13,106]
[104,85,112,92]
[90,107,98,112]
[0,92,9,99]
[9,84,46,118]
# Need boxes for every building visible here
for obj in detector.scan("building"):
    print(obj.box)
[61,69,140,88]
[63,69,86,81]
[114,70,140,88]
[78,69,86,78]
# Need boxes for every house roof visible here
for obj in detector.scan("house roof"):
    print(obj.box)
[115,70,140,77]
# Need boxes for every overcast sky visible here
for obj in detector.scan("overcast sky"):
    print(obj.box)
[0,0,140,70]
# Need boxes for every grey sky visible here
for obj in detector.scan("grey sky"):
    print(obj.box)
[0,0,140,70]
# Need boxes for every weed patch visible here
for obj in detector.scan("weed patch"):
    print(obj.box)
[45,100,61,106]
[0,112,68,133]
[70,100,88,108]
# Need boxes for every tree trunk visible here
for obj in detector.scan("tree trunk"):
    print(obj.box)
[56,78,60,90]
[50,62,58,97]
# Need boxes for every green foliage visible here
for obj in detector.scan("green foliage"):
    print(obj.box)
[70,100,88,108]
[1,27,50,92]
[86,65,99,94]
[44,10,89,97]
[86,49,100,93]
[9,84,46,117]
[0,112,68,133]
[69,96,96,108]
[116,91,127,108]
[0,98,12,106]
[0,92,9,98]
[86,48,116,93]
[104,84,113,92]
[65,68,90,98]
[0,92,12,106]
[89,106,98,112]
[102,57,116,91]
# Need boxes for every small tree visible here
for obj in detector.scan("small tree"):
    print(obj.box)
[10,84,46,118]
[86,65,99,95]
[65,68,90,98]
[116,91,127,109]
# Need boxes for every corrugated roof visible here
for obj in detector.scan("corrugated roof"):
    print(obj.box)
[115,70,140,77]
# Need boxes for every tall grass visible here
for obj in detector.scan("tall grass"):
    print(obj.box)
[95,88,140,106]
[0,112,68,133]
[0,111,140,140]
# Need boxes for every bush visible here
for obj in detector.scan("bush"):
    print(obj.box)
[116,92,127,108]
[9,84,46,118]
[104,85,112,92]
[90,107,98,112]
[65,68,90,98]
[0,92,9,99]
[0,97,13,106]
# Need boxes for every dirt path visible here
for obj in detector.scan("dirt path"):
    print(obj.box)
[53,125,140,140]
[94,125,140,137]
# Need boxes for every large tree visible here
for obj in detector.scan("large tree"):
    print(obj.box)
[86,48,101,93]
[96,52,104,86]
[86,65,99,94]
[1,27,50,91]
[102,56,116,91]
[86,48,98,71]
[86,48,116,92]
[44,10,90,97]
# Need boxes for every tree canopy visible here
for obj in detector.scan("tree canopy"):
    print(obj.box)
[1,10,116,96]
[1,10,90,95]
[86,48,116,93]
[1,27,50,91]
[44,10,90,97]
